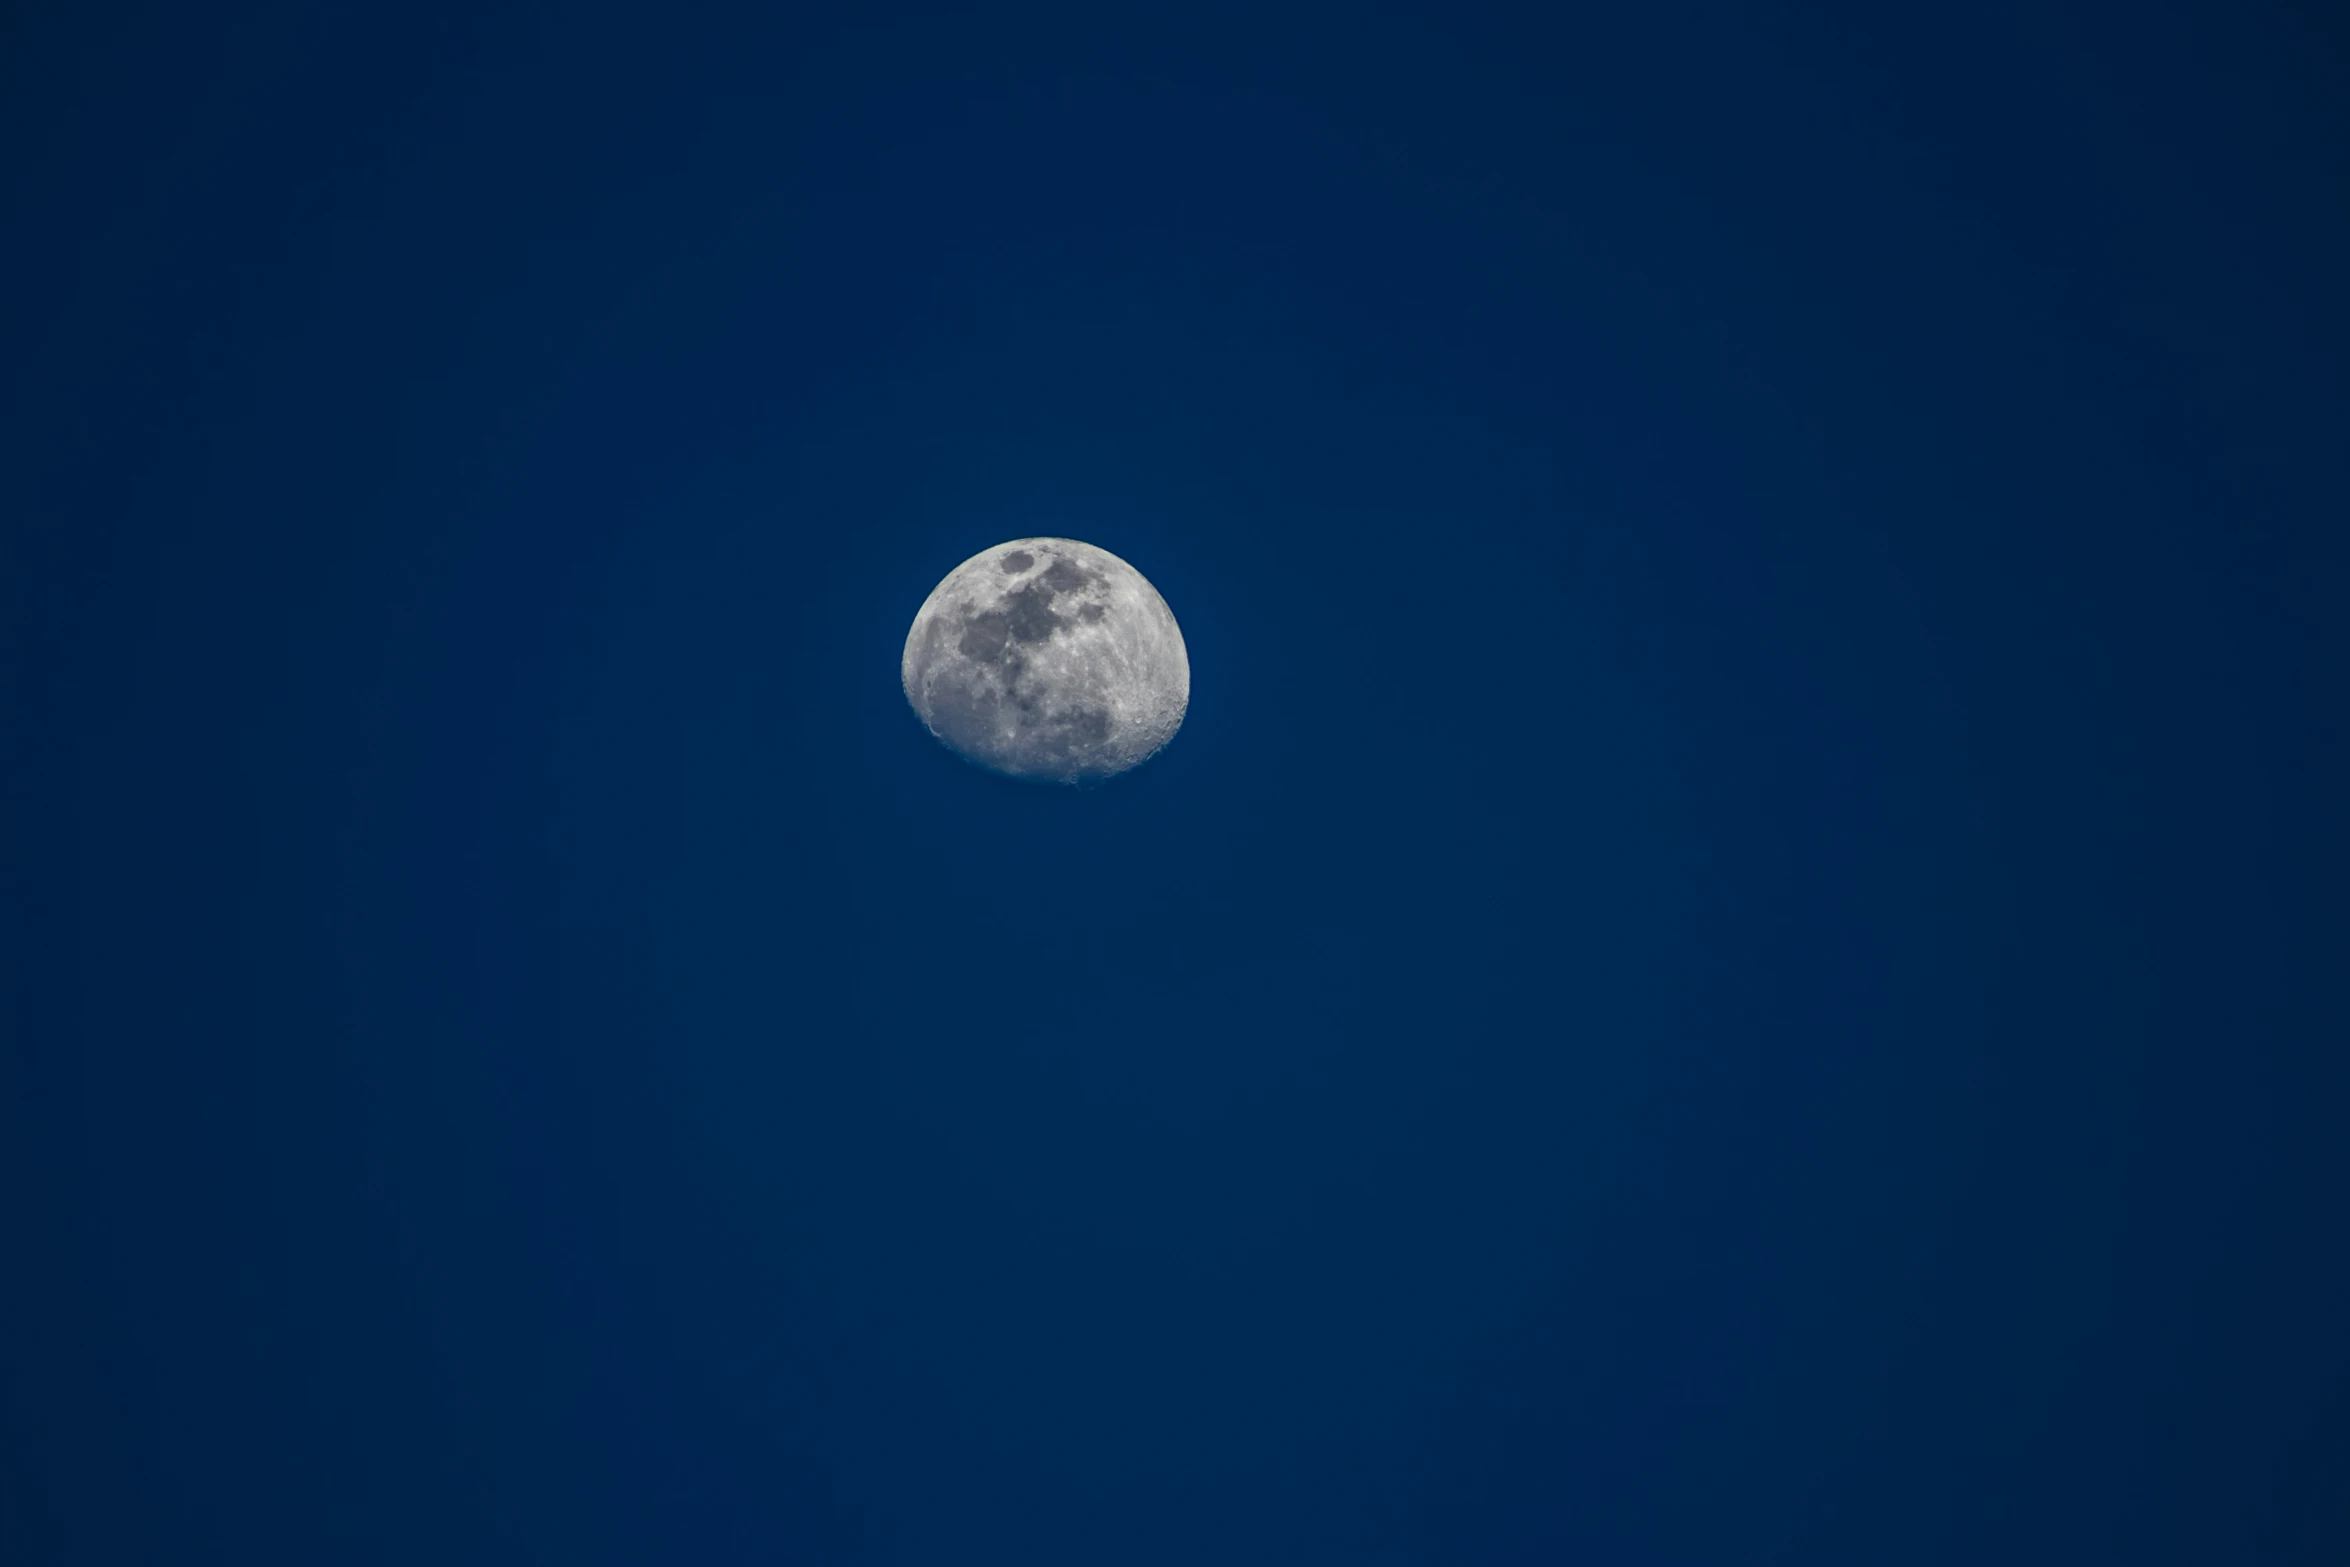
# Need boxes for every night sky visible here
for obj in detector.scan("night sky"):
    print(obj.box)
[6,2,2345,1562]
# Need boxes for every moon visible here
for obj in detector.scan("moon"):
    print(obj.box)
[901,537,1189,783]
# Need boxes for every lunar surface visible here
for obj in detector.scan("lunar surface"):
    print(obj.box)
[902,537,1189,783]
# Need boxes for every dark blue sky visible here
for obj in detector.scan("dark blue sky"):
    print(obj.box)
[6,2,2344,1562]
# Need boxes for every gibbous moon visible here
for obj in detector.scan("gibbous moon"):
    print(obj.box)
[902,537,1189,783]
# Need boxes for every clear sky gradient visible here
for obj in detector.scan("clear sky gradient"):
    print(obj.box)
[5,2,2344,1562]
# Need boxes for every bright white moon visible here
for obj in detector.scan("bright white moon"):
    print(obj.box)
[902,537,1189,783]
